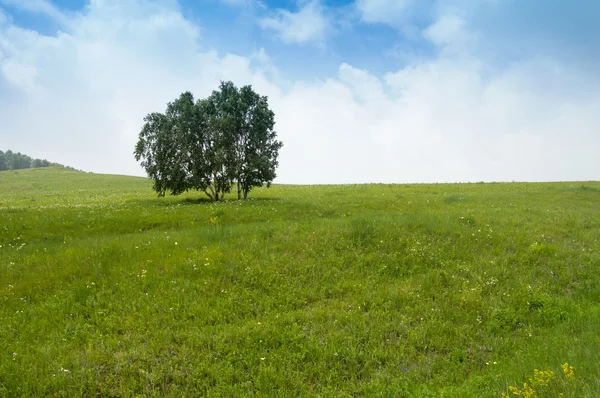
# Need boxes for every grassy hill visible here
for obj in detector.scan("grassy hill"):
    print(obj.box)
[1,168,599,396]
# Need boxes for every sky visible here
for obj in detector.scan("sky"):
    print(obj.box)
[0,0,598,184]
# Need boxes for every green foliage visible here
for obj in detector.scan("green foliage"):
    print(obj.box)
[0,149,71,171]
[1,170,600,396]
[135,82,282,201]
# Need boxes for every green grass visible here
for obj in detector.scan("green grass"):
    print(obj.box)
[1,168,599,397]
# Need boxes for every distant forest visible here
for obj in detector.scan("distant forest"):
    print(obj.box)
[0,150,73,171]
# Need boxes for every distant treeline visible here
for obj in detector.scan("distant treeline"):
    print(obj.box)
[0,150,74,171]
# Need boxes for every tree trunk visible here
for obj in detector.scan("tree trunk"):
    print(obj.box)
[243,188,249,200]
[204,190,215,201]
[207,185,216,201]
[237,181,242,200]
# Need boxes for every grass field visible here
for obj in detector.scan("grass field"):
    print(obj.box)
[1,168,599,397]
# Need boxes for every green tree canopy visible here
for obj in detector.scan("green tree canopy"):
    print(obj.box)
[135,81,283,201]
[0,150,69,171]
[0,150,6,171]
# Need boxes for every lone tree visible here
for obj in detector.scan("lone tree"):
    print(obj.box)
[135,81,283,201]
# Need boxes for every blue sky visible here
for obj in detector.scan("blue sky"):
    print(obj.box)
[0,0,599,183]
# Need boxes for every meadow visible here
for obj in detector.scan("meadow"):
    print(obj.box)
[1,168,599,397]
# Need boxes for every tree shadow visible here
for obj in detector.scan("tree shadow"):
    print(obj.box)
[237,197,283,202]
[180,197,215,205]
[129,195,283,208]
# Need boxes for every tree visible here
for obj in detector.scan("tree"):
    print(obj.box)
[13,152,31,169]
[0,151,6,171]
[0,149,70,171]
[135,82,283,201]
[208,82,283,200]
[4,150,13,170]
[235,85,283,199]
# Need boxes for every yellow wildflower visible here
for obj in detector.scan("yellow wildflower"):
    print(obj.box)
[508,383,537,398]
[508,385,521,396]
[531,369,554,387]
[562,362,575,381]
[522,383,536,398]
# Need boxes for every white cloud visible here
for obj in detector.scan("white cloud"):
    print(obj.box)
[0,0,69,25]
[355,0,411,25]
[0,1,598,184]
[423,14,473,50]
[338,63,388,105]
[259,0,329,45]
[218,0,262,7]
[0,7,8,24]
[1,58,38,88]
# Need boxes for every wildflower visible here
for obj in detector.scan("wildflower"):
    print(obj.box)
[562,362,575,381]
[509,382,536,398]
[522,383,535,398]
[531,369,554,387]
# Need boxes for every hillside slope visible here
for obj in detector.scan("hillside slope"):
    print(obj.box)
[1,169,599,396]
